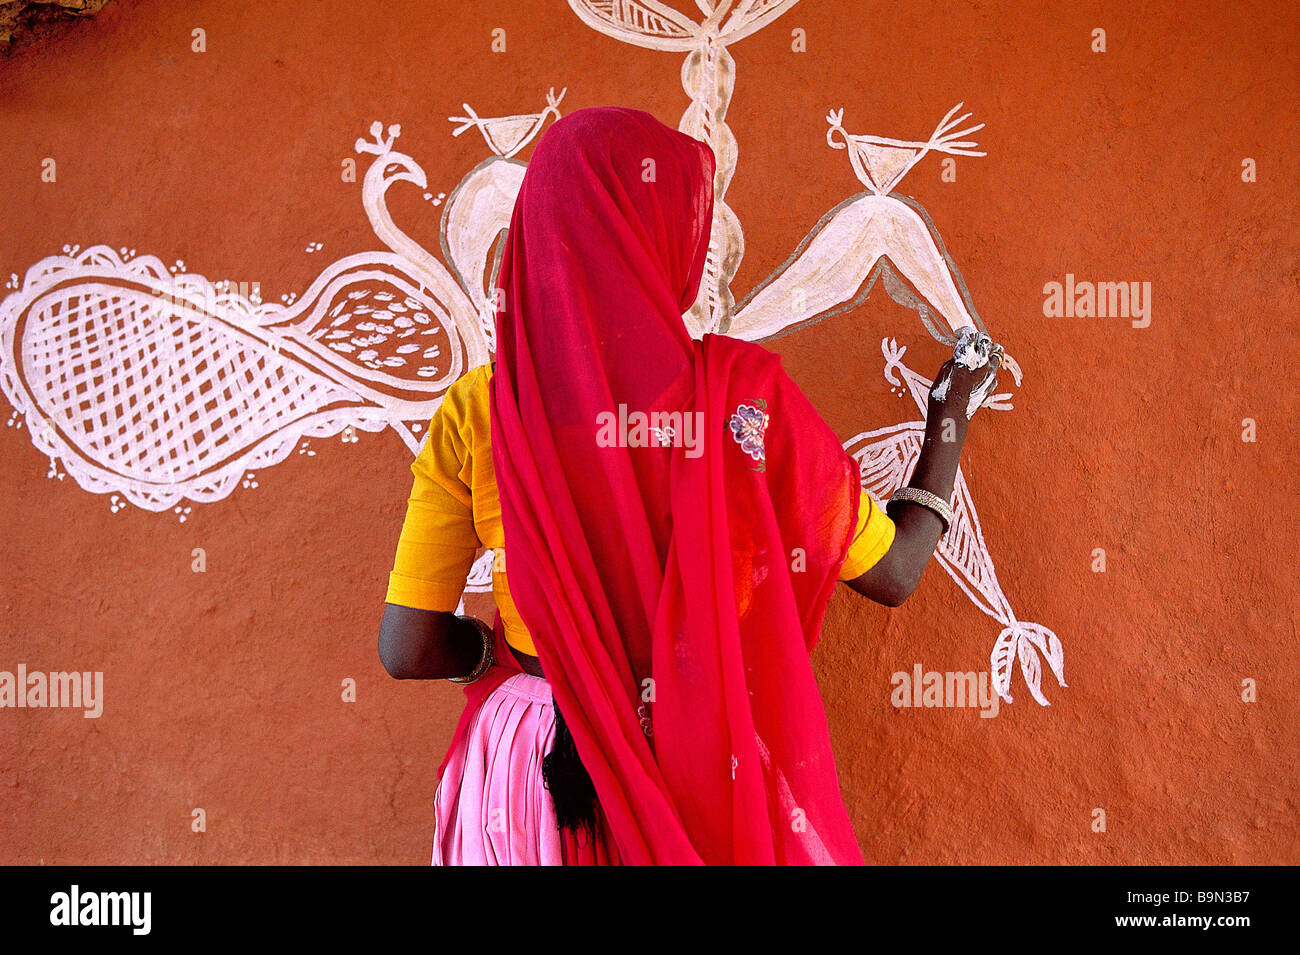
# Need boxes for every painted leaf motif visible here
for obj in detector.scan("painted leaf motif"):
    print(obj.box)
[990,627,1018,702]
[1016,634,1049,707]
[1020,622,1066,689]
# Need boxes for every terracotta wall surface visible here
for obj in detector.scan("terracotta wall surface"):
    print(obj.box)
[1,0,1295,864]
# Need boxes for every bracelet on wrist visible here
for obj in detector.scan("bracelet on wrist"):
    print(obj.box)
[447,616,495,685]
[888,486,955,535]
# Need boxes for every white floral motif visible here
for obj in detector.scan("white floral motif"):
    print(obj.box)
[727,399,769,471]
[648,425,675,447]
[637,703,654,739]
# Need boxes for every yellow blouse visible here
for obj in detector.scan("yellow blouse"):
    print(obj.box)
[386,363,896,657]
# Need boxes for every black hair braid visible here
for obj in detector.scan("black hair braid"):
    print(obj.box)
[542,695,600,839]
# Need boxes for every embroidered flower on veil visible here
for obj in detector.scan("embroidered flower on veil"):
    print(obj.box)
[727,399,769,472]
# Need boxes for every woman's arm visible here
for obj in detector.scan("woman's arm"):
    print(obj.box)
[845,347,1000,606]
[378,604,484,679]
[379,367,494,680]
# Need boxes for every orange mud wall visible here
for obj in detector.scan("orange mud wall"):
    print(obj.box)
[1,0,1295,864]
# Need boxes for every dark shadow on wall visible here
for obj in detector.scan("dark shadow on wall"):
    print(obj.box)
[1,0,112,56]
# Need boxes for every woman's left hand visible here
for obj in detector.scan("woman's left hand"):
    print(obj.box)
[928,329,1004,422]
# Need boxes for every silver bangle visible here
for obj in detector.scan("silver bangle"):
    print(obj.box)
[888,486,954,535]
[448,616,495,685]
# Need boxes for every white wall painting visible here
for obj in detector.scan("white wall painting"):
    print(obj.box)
[0,0,1061,704]
[847,340,1064,706]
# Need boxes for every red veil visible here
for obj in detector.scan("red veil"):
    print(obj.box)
[483,106,864,865]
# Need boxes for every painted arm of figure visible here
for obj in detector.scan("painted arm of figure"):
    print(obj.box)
[845,350,1000,606]
[378,605,483,679]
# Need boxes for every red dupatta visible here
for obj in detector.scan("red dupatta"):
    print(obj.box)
[485,106,864,865]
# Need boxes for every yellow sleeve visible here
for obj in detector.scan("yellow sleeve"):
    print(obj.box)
[384,372,483,611]
[838,488,896,580]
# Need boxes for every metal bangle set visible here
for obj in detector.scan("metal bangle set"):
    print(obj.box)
[888,486,955,535]
[447,615,496,685]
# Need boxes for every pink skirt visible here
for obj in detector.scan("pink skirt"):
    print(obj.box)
[431,672,619,865]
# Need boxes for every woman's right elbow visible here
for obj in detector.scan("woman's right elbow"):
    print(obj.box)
[378,614,415,678]
[378,635,405,678]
